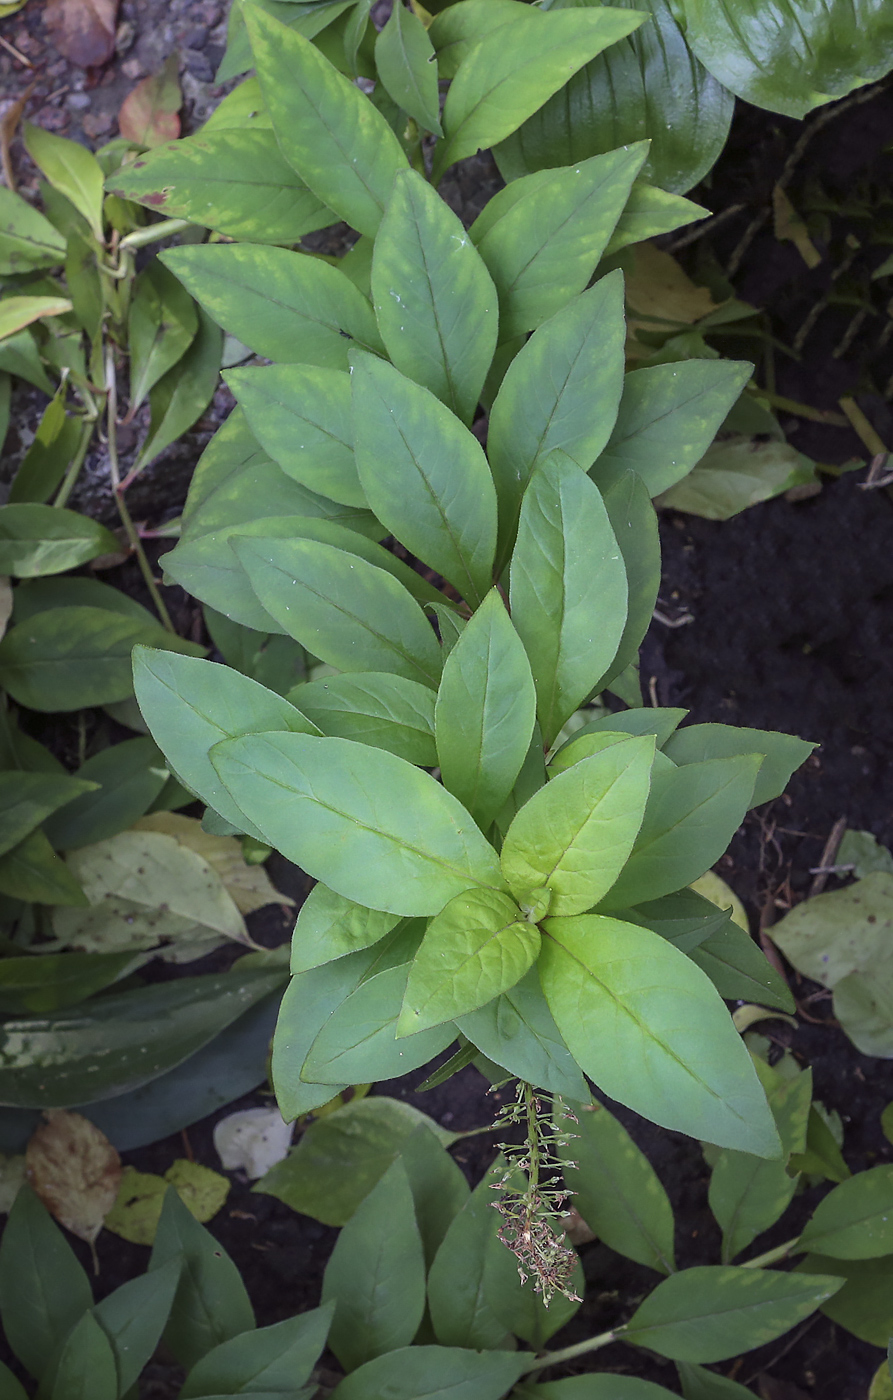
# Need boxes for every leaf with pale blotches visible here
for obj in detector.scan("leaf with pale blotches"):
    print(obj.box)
[26,1111,121,1248]
[45,0,119,68]
[119,56,182,149]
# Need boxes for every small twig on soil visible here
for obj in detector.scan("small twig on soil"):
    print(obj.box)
[0,32,34,66]
[652,607,694,628]
[808,817,847,898]
[665,202,746,254]
[0,77,38,191]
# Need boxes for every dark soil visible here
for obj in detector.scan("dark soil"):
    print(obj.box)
[2,5,893,1397]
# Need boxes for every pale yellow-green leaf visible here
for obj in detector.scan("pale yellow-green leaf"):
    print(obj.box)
[104,1159,229,1245]
[0,296,73,342]
[132,811,292,914]
[691,870,749,931]
[870,1361,893,1400]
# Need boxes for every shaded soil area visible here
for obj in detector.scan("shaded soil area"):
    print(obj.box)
[2,4,893,1397]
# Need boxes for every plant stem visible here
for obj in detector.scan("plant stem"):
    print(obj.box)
[105,347,175,633]
[519,1327,621,1374]
[740,1235,802,1269]
[118,218,192,252]
[53,417,94,509]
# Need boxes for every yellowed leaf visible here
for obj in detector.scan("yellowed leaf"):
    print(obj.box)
[133,812,293,915]
[624,242,721,327]
[773,185,822,270]
[732,1003,798,1034]
[26,1111,121,1248]
[869,1361,893,1400]
[690,870,749,932]
[104,1159,229,1245]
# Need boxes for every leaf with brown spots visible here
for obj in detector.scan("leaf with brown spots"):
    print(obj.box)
[119,55,182,149]
[26,1111,121,1257]
[45,0,119,69]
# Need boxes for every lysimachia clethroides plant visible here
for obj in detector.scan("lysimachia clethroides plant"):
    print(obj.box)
[130,4,812,1189]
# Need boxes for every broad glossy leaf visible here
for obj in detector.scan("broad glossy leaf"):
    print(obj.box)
[24,123,104,240]
[323,1158,425,1371]
[351,354,496,603]
[559,1098,676,1273]
[470,144,646,337]
[600,756,762,909]
[136,307,223,473]
[233,535,443,686]
[0,950,143,1016]
[0,771,97,858]
[227,364,365,508]
[593,464,661,688]
[329,1346,528,1399]
[0,829,86,905]
[456,964,589,1099]
[509,456,628,745]
[489,272,626,560]
[502,736,653,914]
[0,186,66,275]
[161,244,382,367]
[427,1156,513,1350]
[108,129,334,243]
[180,1305,333,1397]
[399,888,536,1034]
[49,1310,118,1400]
[435,589,536,830]
[370,171,497,425]
[591,361,753,498]
[663,724,815,809]
[798,1165,893,1259]
[680,0,893,118]
[495,0,734,195]
[132,648,318,839]
[303,962,457,1081]
[0,505,119,578]
[432,7,647,182]
[41,737,169,850]
[150,1189,254,1369]
[624,1265,842,1362]
[290,673,436,765]
[0,964,285,1109]
[540,916,780,1155]
[128,260,198,411]
[212,731,504,915]
[92,1261,181,1397]
[376,2,442,134]
[0,1186,92,1381]
[246,5,408,237]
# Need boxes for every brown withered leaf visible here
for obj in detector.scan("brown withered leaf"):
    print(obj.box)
[119,55,182,149]
[26,1111,121,1256]
[45,0,119,68]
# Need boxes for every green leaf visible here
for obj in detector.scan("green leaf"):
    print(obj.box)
[796,1253,893,1346]
[434,589,536,831]
[624,1265,843,1362]
[838,829,893,879]
[161,244,382,368]
[656,436,815,520]
[559,1098,676,1273]
[213,731,503,915]
[0,829,87,905]
[553,708,689,766]
[0,949,144,1016]
[136,308,223,472]
[398,1122,470,1268]
[132,648,318,840]
[679,0,893,118]
[684,919,794,1013]
[351,354,496,602]
[0,328,55,395]
[227,364,365,508]
[328,1345,528,1399]
[370,170,497,425]
[663,724,815,809]
[11,574,155,626]
[246,5,408,237]
[23,124,104,241]
[0,295,73,341]
[0,186,66,275]
[41,737,169,850]
[375,2,442,134]
[179,1305,333,1397]
[769,871,893,992]
[0,504,119,578]
[399,888,537,1034]
[0,770,97,857]
[470,144,646,337]
[526,1380,681,1399]
[589,464,660,690]
[605,181,710,257]
[92,1261,181,1397]
[798,1165,893,1259]
[290,885,399,974]
[0,1186,92,1381]
[677,1363,758,1400]
[289,672,437,765]
[489,272,626,561]
[256,1094,453,1224]
[107,128,334,243]
[233,535,443,686]
[502,735,653,914]
[428,1155,513,1350]
[0,1361,27,1400]
[150,1189,254,1369]
[218,0,354,83]
[600,756,762,909]
[790,1104,851,1186]
[49,1311,118,1400]
[432,6,648,182]
[0,964,286,1109]
[509,456,628,745]
[456,965,589,1099]
[540,915,781,1155]
[322,1157,426,1371]
[8,388,82,505]
[429,0,532,80]
[128,259,198,411]
[495,0,734,196]
[591,361,753,498]
[708,1071,812,1263]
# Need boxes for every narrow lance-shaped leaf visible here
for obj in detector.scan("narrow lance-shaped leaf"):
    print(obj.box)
[375,2,442,135]
[0,185,66,275]
[128,260,198,412]
[371,170,498,426]
[592,463,661,692]
[179,1306,334,1398]
[23,123,104,241]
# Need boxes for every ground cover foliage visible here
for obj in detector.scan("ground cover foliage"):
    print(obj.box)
[0,0,893,1394]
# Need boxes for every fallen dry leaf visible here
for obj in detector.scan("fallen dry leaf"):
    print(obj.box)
[26,1111,121,1256]
[134,812,293,915]
[45,0,119,68]
[119,54,182,149]
[104,1159,229,1245]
